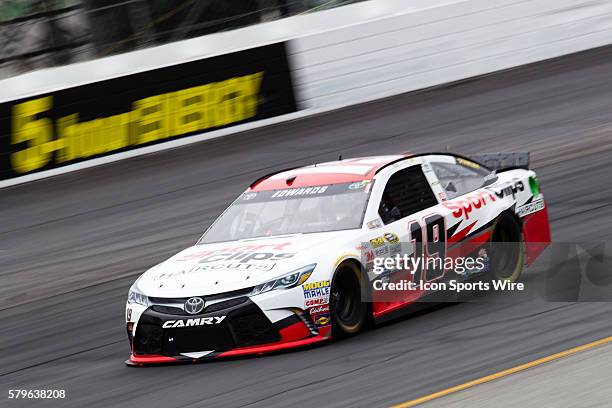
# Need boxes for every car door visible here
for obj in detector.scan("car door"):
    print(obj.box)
[369,164,440,281]
[363,162,451,316]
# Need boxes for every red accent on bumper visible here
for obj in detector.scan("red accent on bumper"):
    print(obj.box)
[216,335,327,358]
[522,204,552,265]
[129,354,179,364]
[279,320,312,342]
[127,321,329,365]
[217,321,326,357]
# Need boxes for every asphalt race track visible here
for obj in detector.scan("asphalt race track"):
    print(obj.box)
[2,45,612,408]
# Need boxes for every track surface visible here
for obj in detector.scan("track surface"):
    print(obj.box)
[421,341,612,408]
[2,46,612,407]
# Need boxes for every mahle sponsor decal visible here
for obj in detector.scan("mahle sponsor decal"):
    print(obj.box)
[162,316,226,328]
[303,280,331,300]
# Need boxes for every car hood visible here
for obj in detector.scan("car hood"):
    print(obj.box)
[136,230,354,298]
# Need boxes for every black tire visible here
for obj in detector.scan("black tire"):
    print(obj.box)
[489,212,524,282]
[330,262,368,338]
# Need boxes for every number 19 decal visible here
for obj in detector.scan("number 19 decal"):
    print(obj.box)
[407,213,447,282]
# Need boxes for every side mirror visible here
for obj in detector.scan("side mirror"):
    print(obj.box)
[445,181,457,193]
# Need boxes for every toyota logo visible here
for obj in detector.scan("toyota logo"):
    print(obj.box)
[184,297,205,315]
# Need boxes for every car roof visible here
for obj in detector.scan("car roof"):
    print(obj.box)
[250,154,412,191]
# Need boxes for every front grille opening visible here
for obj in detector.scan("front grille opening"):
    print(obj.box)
[134,324,163,355]
[229,312,279,347]
[205,297,248,313]
[149,292,252,315]
[134,299,280,355]
[150,305,184,315]
[163,326,234,354]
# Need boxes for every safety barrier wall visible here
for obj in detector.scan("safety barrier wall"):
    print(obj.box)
[291,0,612,108]
[1,0,611,187]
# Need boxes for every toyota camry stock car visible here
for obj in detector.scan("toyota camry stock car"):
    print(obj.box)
[125,152,551,365]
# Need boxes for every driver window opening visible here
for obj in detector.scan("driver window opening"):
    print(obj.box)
[378,166,437,224]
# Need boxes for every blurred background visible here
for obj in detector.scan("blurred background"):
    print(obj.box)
[1,1,612,407]
[0,0,365,79]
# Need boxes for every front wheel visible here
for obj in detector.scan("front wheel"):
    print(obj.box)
[330,262,368,338]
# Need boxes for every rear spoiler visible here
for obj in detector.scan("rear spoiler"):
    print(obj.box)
[468,152,530,171]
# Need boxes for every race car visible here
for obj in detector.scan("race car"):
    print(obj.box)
[125,152,551,365]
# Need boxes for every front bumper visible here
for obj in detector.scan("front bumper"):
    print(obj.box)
[127,296,330,365]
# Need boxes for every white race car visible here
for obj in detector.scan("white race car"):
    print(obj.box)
[125,152,550,365]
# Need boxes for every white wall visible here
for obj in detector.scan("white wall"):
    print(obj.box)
[291,0,612,109]
[4,0,611,107]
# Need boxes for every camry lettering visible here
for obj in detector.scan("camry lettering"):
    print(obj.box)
[162,316,226,328]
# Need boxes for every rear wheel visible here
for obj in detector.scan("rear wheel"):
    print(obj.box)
[490,212,524,281]
[330,262,368,338]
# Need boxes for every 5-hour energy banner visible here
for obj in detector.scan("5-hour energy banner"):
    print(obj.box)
[0,42,297,181]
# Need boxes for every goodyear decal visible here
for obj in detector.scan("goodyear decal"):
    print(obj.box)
[313,313,331,328]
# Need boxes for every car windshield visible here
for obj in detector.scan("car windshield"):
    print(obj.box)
[199,181,373,243]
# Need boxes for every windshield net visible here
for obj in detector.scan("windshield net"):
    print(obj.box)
[200,181,373,243]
